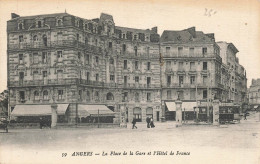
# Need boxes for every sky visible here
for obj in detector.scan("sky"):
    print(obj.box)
[0,0,259,92]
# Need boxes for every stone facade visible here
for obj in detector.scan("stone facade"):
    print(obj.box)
[7,12,247,123]
[249,79,260,106]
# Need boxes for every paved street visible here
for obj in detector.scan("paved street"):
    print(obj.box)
[0,112,260,164]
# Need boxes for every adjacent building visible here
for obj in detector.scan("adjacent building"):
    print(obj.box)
[7,12,247,124]
[249,79,260,110]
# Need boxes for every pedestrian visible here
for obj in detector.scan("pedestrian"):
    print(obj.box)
[146,116,151,128]
[244,112,247,120]
[150,117,155,128]
[39,117,43,129]
[132,118,137,129]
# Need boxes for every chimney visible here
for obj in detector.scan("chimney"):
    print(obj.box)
[11,13,20,19]
[151,27,158,34]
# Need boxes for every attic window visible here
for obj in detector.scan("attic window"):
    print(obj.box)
[18,23,23,30]
[75,19,80,27]
[189,36,193,41]
[177,36,181,41]
[57,19,63,26]
[37,21,42,28]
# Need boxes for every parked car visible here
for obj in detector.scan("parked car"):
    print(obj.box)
[0,117,8,133]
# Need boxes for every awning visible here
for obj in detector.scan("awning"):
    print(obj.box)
[254,105,259,109]
[182,102,197,111]
[165,102,197,111]
[57,104,69,115]
[78,105,115,117]
[165,102,176,111]
[11,105,52,116]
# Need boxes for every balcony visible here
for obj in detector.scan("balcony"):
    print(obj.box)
[8,40,103,54]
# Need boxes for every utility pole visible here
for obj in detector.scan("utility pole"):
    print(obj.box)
[207,71,209,123]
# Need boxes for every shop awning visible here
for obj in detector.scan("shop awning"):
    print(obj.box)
[11,105,52,116]
[165,102,176,111]
[182,102,197,111]
[57,104,69,115]
[78,105,115,117]
[254,105,259,109]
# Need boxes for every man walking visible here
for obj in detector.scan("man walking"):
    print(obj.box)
[146,116,151,128]
[132,118,137,129]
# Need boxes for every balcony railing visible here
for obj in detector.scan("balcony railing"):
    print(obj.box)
[8,40,103,53]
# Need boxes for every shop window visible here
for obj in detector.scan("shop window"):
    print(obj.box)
[58,90,64,100]
[34,91,39,100]
[43,90,48,100]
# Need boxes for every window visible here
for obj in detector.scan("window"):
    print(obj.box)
[57,19,62,26]
[19,54,23,64]
[19,91,25,101]
[19,35,24,42]
[124,76,127,85]
[190,90,195,100]
[110,75,115,81]
[147,92,151,101]
[78,52,81,60]
[190,76,195,84]
[167,90,171,99]
[37,21,42,28]
[109,58,114,65]
[122,44,126,52]
[166,47,170,55]
[134,46,137,56]
[134,35,137,40]
[167,76,171,86]
[76,34,79,41]
[203,76,208,85]
[189,47,194,56]
[123,92,128,102]
[95,56,99,64]
[190,62,195,70]
[178,62,183,70]
[33,71,38,80]
[203,90,207,99]
[33,35,38,41]
[124,60,127,69]
[135,61,139,70]
[43,71,47,78]
[203,62,207,70]
[58,90,64,100]
[86,91,90,101]
[179,76,184,86]
[202,47,207,55]
[57,70,63,80]
[166,61,171,70]
[33,53,38,64]
[79,90,82,100]
[86,72,90,81]
[57,51,63,58]
[18,23,23,30]
[123,34,126,39]
[85,54,90,64]
[177,91,184,100]
[42,52,47,64]
[135,92,139,102]
[147,62,151,70]
[109,42,112,48]
[133,107,142,122]
[135,76,139,83]
[19,72,24,82]
[43,90,48,100]
[147,77,151,87]
[34,91,39,100]
[95,91,99,100]
[178,47,183,56]
[106,93,114,100]
[96,74,99,81]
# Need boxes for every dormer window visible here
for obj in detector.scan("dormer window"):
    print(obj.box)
[18,23,24,30]
[177,35,181,41]
[84,24,88,30]
[75,19,80,27]
[38,21,42,28]
[56,19,63,26]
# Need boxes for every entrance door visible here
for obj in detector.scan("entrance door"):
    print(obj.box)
[133,107,142,122]
[156,111,160,121]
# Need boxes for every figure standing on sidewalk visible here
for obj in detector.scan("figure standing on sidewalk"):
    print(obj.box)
[146,117,151,128]
[132,118,137,129]
[244,112,247,120]
[150,117,155,128]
